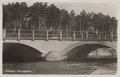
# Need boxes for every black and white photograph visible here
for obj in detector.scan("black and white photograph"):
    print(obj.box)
[2,0,118,75]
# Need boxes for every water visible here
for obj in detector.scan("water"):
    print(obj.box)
[3,43,117,74]
[3,59,117,74]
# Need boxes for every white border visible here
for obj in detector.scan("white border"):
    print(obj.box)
[0,0,119,77]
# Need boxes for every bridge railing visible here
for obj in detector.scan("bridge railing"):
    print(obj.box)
[3,29,117,41]
[4,29,18,40]
[34,30,46,40]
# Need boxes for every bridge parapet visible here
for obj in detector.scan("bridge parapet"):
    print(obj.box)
[3,29,117,41]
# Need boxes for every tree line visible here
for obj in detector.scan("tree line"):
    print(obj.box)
[3,2,117,33]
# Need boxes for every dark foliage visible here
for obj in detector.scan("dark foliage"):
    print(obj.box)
[3,2,117,33]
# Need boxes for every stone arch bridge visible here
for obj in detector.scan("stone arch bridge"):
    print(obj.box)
[3,40,117,59]
[3,29,117,60]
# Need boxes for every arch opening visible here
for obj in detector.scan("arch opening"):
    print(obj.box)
[3,43,45,63]
[65,44,117,62]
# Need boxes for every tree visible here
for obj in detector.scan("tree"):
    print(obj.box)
[29,2,44,30]
[3,2,29,29]
[60,9,70,30]
[69,10,75,31]
[3,2,117,35]
[80,10,87,31]
[45,4,61,30]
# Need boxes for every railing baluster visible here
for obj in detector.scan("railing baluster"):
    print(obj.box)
[111,31,113,41]
[81,31,83,38]
[46,29,48,41]
[66,30,68,38]
[73,30,75,41]
[105,31,106,40]
[3,29,6,40]
[18,29,21,41]
[32,29,34,41]
[59,30,62,41]
[86,31,88,40]
[98,31,100,41]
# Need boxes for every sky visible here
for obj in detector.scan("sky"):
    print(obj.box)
[56,3,116,16]
[27,2,117,18]
[3,2,117,18]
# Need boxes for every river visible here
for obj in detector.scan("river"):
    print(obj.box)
[3,59,117,75]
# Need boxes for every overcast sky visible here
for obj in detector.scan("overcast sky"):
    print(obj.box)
[4,2,117,18]
[27,2,117,18]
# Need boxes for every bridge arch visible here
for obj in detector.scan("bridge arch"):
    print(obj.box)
[3,43,44,63]
[63,43,117,60]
